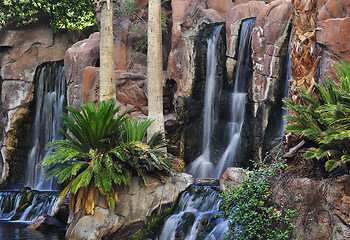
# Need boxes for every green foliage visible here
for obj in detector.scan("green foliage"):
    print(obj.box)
[220,164,296,240]
[284,60,350,172]
[114,0,169,53]
[41,100,173,214]
[0,0,96,31]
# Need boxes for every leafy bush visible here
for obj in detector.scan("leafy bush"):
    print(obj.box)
[220,164,296,240]
[284,60,350,172]
[0,0,96,31]
[41,100,173,215]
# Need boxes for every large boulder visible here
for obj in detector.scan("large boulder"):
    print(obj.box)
[168,0,225,98]
[66,173,193,240]
[220,167,249,191]
[64,32,100,109]
[64,31,143,109]
[251,0,292,102]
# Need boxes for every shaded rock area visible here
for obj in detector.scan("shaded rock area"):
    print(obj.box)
[65,173,193,240]
[271,175,350,240]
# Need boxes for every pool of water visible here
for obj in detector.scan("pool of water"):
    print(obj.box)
[0,221,66,240]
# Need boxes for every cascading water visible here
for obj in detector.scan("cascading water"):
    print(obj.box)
[0,62,67,239]
[214,19,255,178]
[24,61,66,190]
[155,182,228,240]
[0,190,57,222]
[189,19,255,179]
[279,28,292,136]
[188,25,223,178]
[152,20,256,240]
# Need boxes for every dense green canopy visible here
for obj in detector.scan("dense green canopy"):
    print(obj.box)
[0,0,96,31]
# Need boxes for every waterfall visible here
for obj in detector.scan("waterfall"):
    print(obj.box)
[278,28,293,136]
[188,25,223,178]
[189,19,255,179]
[0,190,58,222]
[24,61,66,190]
[155,182,228,240]
[214,19,255,178]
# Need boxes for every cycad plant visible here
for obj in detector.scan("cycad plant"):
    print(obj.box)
[284,60,350,172]
[41,100,173,215]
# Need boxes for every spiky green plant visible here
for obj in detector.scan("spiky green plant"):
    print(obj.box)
[41,100,173,215]
[284,60,350,172]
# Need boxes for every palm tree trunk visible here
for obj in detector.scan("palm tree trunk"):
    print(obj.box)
[147,0,165,141]
[99,0,116,102]
[290,0,319,104]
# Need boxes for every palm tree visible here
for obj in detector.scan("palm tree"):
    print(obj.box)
[147,0,165,142]
[41,100,173,215]
[284,60,350,172]
[99,0,116,102]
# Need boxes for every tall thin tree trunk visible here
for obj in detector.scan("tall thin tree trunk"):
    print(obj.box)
[147,0,165,141]
[99,0,116,102]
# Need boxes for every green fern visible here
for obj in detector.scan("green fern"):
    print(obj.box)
[41,100,174,214]
[284,60,350,172]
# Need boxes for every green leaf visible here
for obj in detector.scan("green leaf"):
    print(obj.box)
[325,160,340,172]
[71,168,93,194]
[341,154,350,163]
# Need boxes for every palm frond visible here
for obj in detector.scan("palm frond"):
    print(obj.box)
[284,60,350,173]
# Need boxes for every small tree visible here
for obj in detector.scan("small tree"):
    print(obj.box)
[41,101,173,214]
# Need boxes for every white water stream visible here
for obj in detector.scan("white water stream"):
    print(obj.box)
[24,62,66,190]
[189,19,255,179]
[188,25,223,178]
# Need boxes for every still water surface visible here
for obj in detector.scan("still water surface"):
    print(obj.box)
[0,221,65,240]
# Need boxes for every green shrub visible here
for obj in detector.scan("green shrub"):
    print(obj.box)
[41,100,173,215]
[220,164,296,240]
[284,60,350,172]
[0,0,96,31]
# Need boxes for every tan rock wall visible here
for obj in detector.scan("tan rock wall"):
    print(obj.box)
[316,0,350,81]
